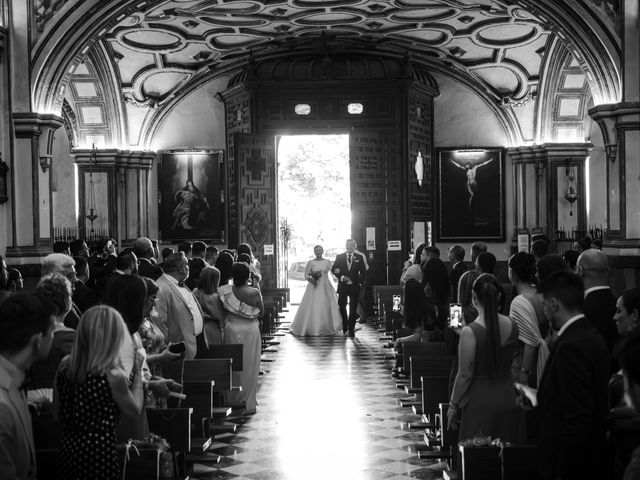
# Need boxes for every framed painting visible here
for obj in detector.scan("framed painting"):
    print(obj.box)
[436,147,505,242]
[158,149,225,242]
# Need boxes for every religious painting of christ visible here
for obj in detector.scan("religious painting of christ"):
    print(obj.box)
[436,148,505,242]
[159,150,225,241]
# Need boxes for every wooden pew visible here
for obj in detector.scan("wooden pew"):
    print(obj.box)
[412,375,449,428]
[372,285,403,320]
[399,355,452,408]
[419,402,458,469]
[146,407,218,478]
[182,359,233,436]
[458,444,538,480]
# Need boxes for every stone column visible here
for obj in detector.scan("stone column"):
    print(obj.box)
[589,1,640,250]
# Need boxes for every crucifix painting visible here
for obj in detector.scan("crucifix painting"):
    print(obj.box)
[436,148,505,242]
[159,150,225,241]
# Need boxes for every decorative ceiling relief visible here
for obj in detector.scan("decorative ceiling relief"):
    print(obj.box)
[33,0,72,38]
[101,0,555,115]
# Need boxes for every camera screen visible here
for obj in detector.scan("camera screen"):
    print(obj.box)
[392,295,401,312]
[449,304,462,328]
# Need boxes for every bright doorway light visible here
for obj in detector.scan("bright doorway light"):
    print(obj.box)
[278,134,351,303]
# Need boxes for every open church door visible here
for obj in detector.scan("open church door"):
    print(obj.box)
[349,130,404,311]
[234,133,278,289]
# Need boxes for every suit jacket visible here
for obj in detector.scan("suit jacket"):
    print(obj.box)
[72,280,99,314]
[138,257,163,281]
[536,316,610,480]
[450,261,468,302]
[583,288,619,353]
[332,252,367,295]
[155,274,208,359]
[0,357,36,480]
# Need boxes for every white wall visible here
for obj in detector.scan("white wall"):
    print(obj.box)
[433,73,514,260]
[52,128,76,231]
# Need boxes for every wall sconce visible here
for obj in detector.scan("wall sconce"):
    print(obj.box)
[565,161,578,216]
[0,156,9,204]
[605,144,617,163]
[414,150,424,186]
[39,155,52,172]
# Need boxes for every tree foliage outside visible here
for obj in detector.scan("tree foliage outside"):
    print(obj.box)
[278,134,351,262]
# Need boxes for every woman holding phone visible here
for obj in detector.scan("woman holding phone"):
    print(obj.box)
[393,279,437,348]
[447,274,524,442]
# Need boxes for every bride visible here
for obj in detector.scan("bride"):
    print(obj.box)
[290,245,343,336]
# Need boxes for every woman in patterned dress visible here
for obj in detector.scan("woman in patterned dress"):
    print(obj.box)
[54,305,145,480]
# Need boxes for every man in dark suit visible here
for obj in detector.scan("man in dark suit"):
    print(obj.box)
[535,270,610,480]
[447,244,467,301]
[133,237,163,280]
[72,256,99,313]
[577,248,619,354]
[332,239,367,338]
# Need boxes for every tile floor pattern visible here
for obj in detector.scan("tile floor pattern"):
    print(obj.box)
[188,310,447,480]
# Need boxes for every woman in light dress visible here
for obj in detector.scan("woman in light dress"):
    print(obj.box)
[220,263,263,414]
[290,245,343,336]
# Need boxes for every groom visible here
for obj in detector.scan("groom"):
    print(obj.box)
[332,239,367,338]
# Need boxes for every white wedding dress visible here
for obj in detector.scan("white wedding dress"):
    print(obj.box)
[290,258,343,336]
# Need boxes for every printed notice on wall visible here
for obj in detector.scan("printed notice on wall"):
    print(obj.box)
[366,227,376,250]
[387,240,402,251]
[517,234,530,253]
[263,244,274,255]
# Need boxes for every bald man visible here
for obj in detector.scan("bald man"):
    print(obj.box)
[133,237,162,280]
[577,249,619,354]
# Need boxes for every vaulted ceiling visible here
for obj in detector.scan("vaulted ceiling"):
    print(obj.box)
[31,0,621,147]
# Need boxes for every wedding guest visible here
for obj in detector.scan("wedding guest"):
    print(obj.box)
[6,268,23,292]
[178,241,192,259]
[400,242,427,286]
[160,247,174,269]
[134,237,163,281]
[535,270,609,480]
[238,243,262,285]
[193,267,226,345]
[72,256,99,313]
[530,239,549,261]
[30,274,76,389]
[220,263,263,414]
[563,250,579,271]
[0,293,56,480]
[393,279,437,348]
[215,251,235,287]
[54,306,144,480]
[185,257,206,291]
[421,257,451,336]
[192,241,207,260]
[53,241,70,255]
[205,245,219,266]
[41,254,82,329]
[448,274,524,443]
[69,239,89,258]
[609,288,640,479]
[508,252,548,388]
[616,329,640,480]
[536,254,568,284]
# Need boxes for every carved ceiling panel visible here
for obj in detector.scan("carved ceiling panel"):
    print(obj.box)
[102,0,559,109]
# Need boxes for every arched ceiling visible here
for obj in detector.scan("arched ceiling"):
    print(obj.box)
[31,0,621,148]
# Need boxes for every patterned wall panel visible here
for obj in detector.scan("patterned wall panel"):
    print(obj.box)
[408,89,434,224]
[235,134,277,289]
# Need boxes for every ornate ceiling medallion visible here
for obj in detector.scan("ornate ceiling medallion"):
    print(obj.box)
[474,23,543,48]
[206,32,270,50]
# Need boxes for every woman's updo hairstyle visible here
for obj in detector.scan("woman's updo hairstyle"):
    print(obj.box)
[231,262,251,287]
[508,252,537,283]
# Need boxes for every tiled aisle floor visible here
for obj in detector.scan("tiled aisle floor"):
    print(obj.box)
[190,310,447,480]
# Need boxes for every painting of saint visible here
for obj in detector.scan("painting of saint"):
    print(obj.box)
[159,151,225,241]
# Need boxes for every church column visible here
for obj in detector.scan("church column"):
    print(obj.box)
[590,0,640,250]
[4,1,64,262]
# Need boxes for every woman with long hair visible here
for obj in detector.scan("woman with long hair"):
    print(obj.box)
[220,262,263,414]
[237,242,262,286]
[421,257,452,337]
[394,278,437,348]
[54,306,145,479]
[193,266,226,345]
[508,252,548,388]
[447,274,524,442]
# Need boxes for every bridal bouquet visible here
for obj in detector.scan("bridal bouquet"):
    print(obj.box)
[310,270,322,286]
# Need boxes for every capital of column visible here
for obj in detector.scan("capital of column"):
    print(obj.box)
[12,112,64,166]
[72,149,156,170]
[589,102,640,152]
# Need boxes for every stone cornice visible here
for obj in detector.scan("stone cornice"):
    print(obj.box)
[72,148,156,170]
[12,112,64,138]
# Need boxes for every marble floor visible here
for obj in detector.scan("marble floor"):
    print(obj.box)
[188,309,447,480]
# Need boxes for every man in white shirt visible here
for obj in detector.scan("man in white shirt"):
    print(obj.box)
[155,252,208,359]
[0,293,56,480]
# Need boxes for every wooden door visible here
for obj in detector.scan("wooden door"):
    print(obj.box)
[349,130,404,291]
[234,133,278,289]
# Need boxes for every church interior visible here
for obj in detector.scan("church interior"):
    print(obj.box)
[0,0,639,479]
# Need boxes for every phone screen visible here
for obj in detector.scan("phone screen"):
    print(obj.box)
[392,295,401,312]
[449,304,462,328]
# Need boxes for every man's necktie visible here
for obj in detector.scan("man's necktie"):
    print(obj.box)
[348,254,352,263]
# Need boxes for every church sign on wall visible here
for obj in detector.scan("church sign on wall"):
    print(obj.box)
[158,150,225,242]
[436,148,505,242]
